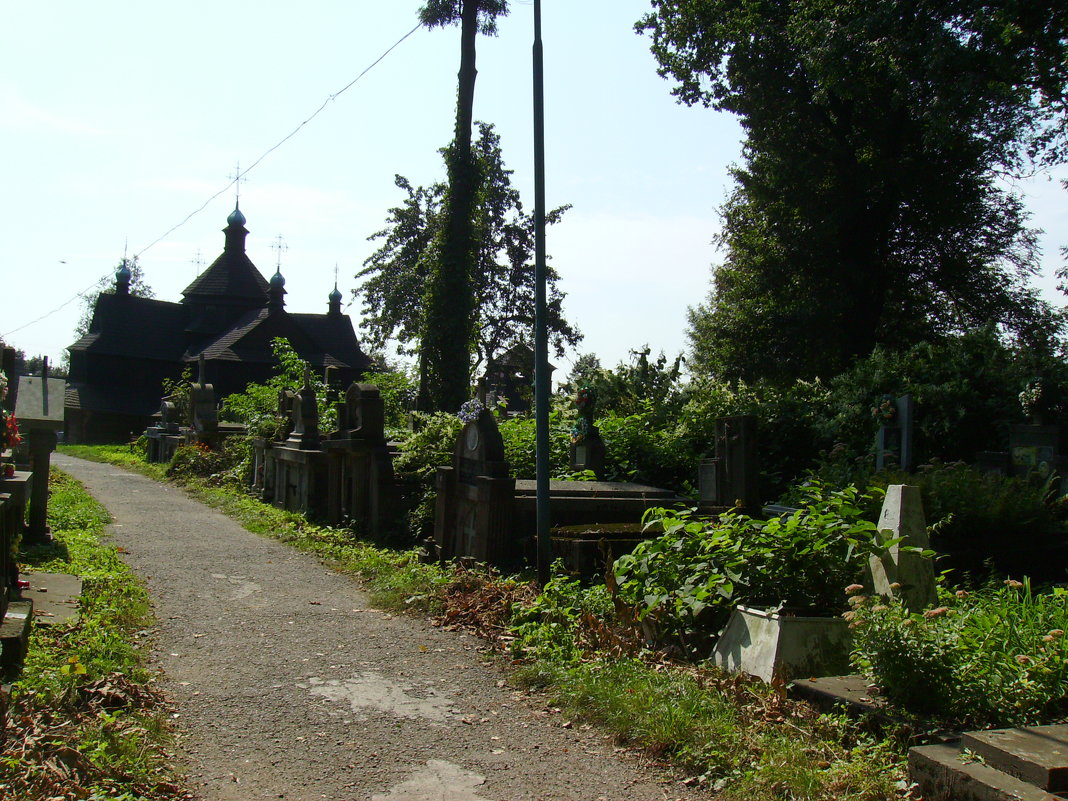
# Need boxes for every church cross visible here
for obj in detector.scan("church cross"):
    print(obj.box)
[229,162,245,206]
[271,235,288,271]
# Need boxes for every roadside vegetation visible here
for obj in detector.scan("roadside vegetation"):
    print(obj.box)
[65,443,912,800]
[0,469,184,801]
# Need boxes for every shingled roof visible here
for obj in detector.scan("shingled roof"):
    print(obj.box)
[69,294,188,361]
[181,206,270,305]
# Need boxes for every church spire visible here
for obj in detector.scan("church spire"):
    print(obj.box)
[329,264,342,316]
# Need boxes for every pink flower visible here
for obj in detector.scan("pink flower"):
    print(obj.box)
[845,584,865,596]
[923,607,949,619]
[1015,654,1033,665]
[1005,579,1024,589]
[955,590,969,599]
[1049,629,1065,638]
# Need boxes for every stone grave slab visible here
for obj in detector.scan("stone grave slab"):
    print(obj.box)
[909,742,1061,801]
[23,571,82,626]
[962,725,1068,792]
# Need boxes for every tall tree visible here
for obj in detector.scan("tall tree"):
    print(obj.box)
[641,0,1068,382]
[357,123,580,374]
[418,0,510,411]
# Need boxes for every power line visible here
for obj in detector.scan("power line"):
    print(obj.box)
[2,21,423,342]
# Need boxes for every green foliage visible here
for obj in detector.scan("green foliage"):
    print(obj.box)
[3,469,178,798]
[647,0,1067,382]
[517,658,906,800]
[496,405,574,479]
[508,565,613,663]
[614,483,887,651]
[361,367,418,431]
[358,123,578,410]
[801,457,1067,575]
[559,348,686,425]
[161,366,193,426]
[220,338,336,437]
[821,329,1052,463]
[850,579,1068,727]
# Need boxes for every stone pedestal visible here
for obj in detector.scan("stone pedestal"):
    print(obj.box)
[25,428,57,543]
[868,484,937,612]
[433,410,517,566]
[711,605,851,683]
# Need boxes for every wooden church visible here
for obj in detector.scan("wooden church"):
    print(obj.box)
[65,205,371,443]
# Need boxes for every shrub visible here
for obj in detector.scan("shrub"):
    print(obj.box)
[849,578,1068,727]
[508,565,614,663]
[613,483,887,653]
[167,443,229,481]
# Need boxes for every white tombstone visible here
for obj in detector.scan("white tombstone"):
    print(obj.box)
[868,484,938,612]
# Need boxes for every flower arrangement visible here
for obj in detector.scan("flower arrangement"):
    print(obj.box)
[457,398,486,424]
[1019,379,1044,419]
[1,409,20,450]
[570,386,596,444]
[870,393,897,424]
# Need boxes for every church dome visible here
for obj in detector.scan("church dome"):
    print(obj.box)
[270,268,286,289]
[329,285,342,303]
[227,205,247,227]
[115,261,132,283]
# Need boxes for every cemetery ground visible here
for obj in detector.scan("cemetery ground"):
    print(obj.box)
[0,448,913,801]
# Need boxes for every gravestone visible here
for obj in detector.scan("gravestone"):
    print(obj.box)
[868,484,938,612]
[189,356,218,438]
[568,386,605,479]
[270,369,327,516]
[874,394,914,471]
[1008,424,1059,478]
[699,415,759,513]
[434,408,516,565]
[12,359,64,543]
[323,383,397,535]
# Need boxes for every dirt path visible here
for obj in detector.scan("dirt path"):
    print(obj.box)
[54,454,703,801]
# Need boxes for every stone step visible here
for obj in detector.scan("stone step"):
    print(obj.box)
[962,726,1068,793]
[909,742,1066,801]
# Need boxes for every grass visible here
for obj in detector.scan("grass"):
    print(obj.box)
[1,469,183,801]
[59,443,911,800]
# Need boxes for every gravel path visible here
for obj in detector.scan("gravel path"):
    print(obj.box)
[54,454,704,801]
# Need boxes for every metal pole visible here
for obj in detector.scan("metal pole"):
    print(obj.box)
[532,0,551,585]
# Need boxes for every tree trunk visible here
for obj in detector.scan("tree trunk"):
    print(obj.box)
[420,0,482,412]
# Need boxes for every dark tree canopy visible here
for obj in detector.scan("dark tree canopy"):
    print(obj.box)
[419,0,508,35]
[357,123,580,379]
[641,0,1068,382]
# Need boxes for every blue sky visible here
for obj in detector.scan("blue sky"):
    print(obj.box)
[2,1,1065,378]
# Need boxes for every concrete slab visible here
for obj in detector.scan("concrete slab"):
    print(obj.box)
[22,571,82,625]
[963,725,1068,792]
[909,743,1064,801]
[789,674,888,716]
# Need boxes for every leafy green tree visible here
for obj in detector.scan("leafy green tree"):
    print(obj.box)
[641,0,1068,382]
[418,0,510,411]
[357,124,579,380]
[220,338,335,437]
